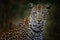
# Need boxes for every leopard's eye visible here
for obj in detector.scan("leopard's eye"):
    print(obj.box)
[45,3,51,9]
[46,5,51,9]
[46,6,50,9]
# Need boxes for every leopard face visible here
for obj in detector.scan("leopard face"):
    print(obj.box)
[30,3,51,21]
[29,3,51,32]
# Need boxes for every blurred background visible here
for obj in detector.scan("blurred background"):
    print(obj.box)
[0,0,60,40]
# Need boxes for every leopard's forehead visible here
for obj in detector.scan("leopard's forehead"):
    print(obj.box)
[32,4,49,12]
[34,4,46,10]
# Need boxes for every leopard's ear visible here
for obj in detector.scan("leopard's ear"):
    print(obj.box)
[28,3,34,8]
[45,3,51,9]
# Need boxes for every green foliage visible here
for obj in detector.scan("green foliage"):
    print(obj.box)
[26,0,42,4]
[18,3,30,19]
[46,0,55,3]
[12,4,19,10]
